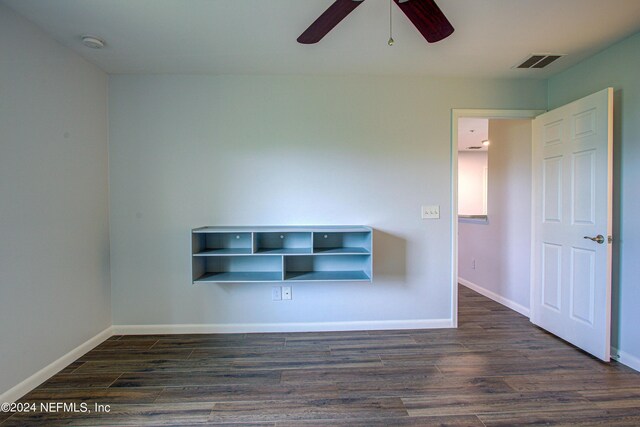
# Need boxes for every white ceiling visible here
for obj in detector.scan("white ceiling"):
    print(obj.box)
[458,118,488,152]
[3,0,640,77]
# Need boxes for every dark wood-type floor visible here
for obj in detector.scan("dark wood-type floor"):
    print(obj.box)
[3,285,640,426]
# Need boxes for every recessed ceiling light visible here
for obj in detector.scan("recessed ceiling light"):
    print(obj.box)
[81,35,105,49]
[482,140,490,146]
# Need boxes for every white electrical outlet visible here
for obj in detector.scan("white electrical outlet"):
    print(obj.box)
[272,286,282,301]
[421,205,440,219]
[282,286,292,300]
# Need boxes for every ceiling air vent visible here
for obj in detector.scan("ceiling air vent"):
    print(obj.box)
[467,146,483,150]
[515,54,565,69]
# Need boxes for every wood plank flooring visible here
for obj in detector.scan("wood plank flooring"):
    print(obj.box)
[3,285,640,426]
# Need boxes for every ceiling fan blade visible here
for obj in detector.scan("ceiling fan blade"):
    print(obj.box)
[297,0,365,44]
[393,0,454,43]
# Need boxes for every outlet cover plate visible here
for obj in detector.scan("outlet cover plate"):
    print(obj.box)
[282,286,292,300]
[272,287,282,301]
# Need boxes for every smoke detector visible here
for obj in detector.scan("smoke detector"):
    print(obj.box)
[81,35,105,49]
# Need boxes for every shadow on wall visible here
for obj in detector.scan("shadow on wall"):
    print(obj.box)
[372,229,406,283]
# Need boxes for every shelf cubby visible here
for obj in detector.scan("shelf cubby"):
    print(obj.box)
[284,255,371,282]
[193,255,283,283]
[313,231,371,254]
[254,232,312,255]
[192,231,252,256]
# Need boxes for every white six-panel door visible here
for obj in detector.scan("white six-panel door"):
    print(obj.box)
[531,88,613,361]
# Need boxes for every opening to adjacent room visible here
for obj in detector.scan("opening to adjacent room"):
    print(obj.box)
[452,110,538,325]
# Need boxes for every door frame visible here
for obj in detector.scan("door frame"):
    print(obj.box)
[450,109,545,327]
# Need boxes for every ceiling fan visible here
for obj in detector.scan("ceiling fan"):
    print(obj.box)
[297,0,454,45]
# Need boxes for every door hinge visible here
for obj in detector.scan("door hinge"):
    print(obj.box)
[608,235,613,244]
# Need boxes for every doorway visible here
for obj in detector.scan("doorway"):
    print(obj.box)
[450,109,542,327]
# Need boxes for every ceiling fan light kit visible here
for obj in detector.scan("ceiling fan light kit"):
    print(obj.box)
[298,0,454,45]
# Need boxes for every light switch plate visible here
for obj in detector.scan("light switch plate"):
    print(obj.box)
[282,286,292,300]
[422,205,440,219]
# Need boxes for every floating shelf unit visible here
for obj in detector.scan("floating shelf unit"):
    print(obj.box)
[192,226,373,283]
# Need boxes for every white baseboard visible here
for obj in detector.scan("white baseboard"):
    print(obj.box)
[459,277,530,317]
[112,318,454,335]
[0,327,113,404]
[611,346,640,373]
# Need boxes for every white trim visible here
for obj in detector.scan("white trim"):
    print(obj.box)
[451,114,459,328]
[113,319,454,335]
[0,327,113,404]
[459,277,530,317]
[611,347,640,373]
[450,109,544,329]
[529,116,538,324]
[482,165,489,214]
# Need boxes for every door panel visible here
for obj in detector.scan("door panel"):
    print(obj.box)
[542,243,562,312]
[543,157,563,223]
[572,150,596,225]
[544,119,563,145]
[531,88,613,361]
[570,247,595,325]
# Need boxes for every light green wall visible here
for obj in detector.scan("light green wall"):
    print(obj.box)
[108,74,546,328]
[0,4,111,396]
[549,31,640,367]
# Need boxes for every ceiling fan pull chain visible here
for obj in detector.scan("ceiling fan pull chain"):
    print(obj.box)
[388,0,395,46]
